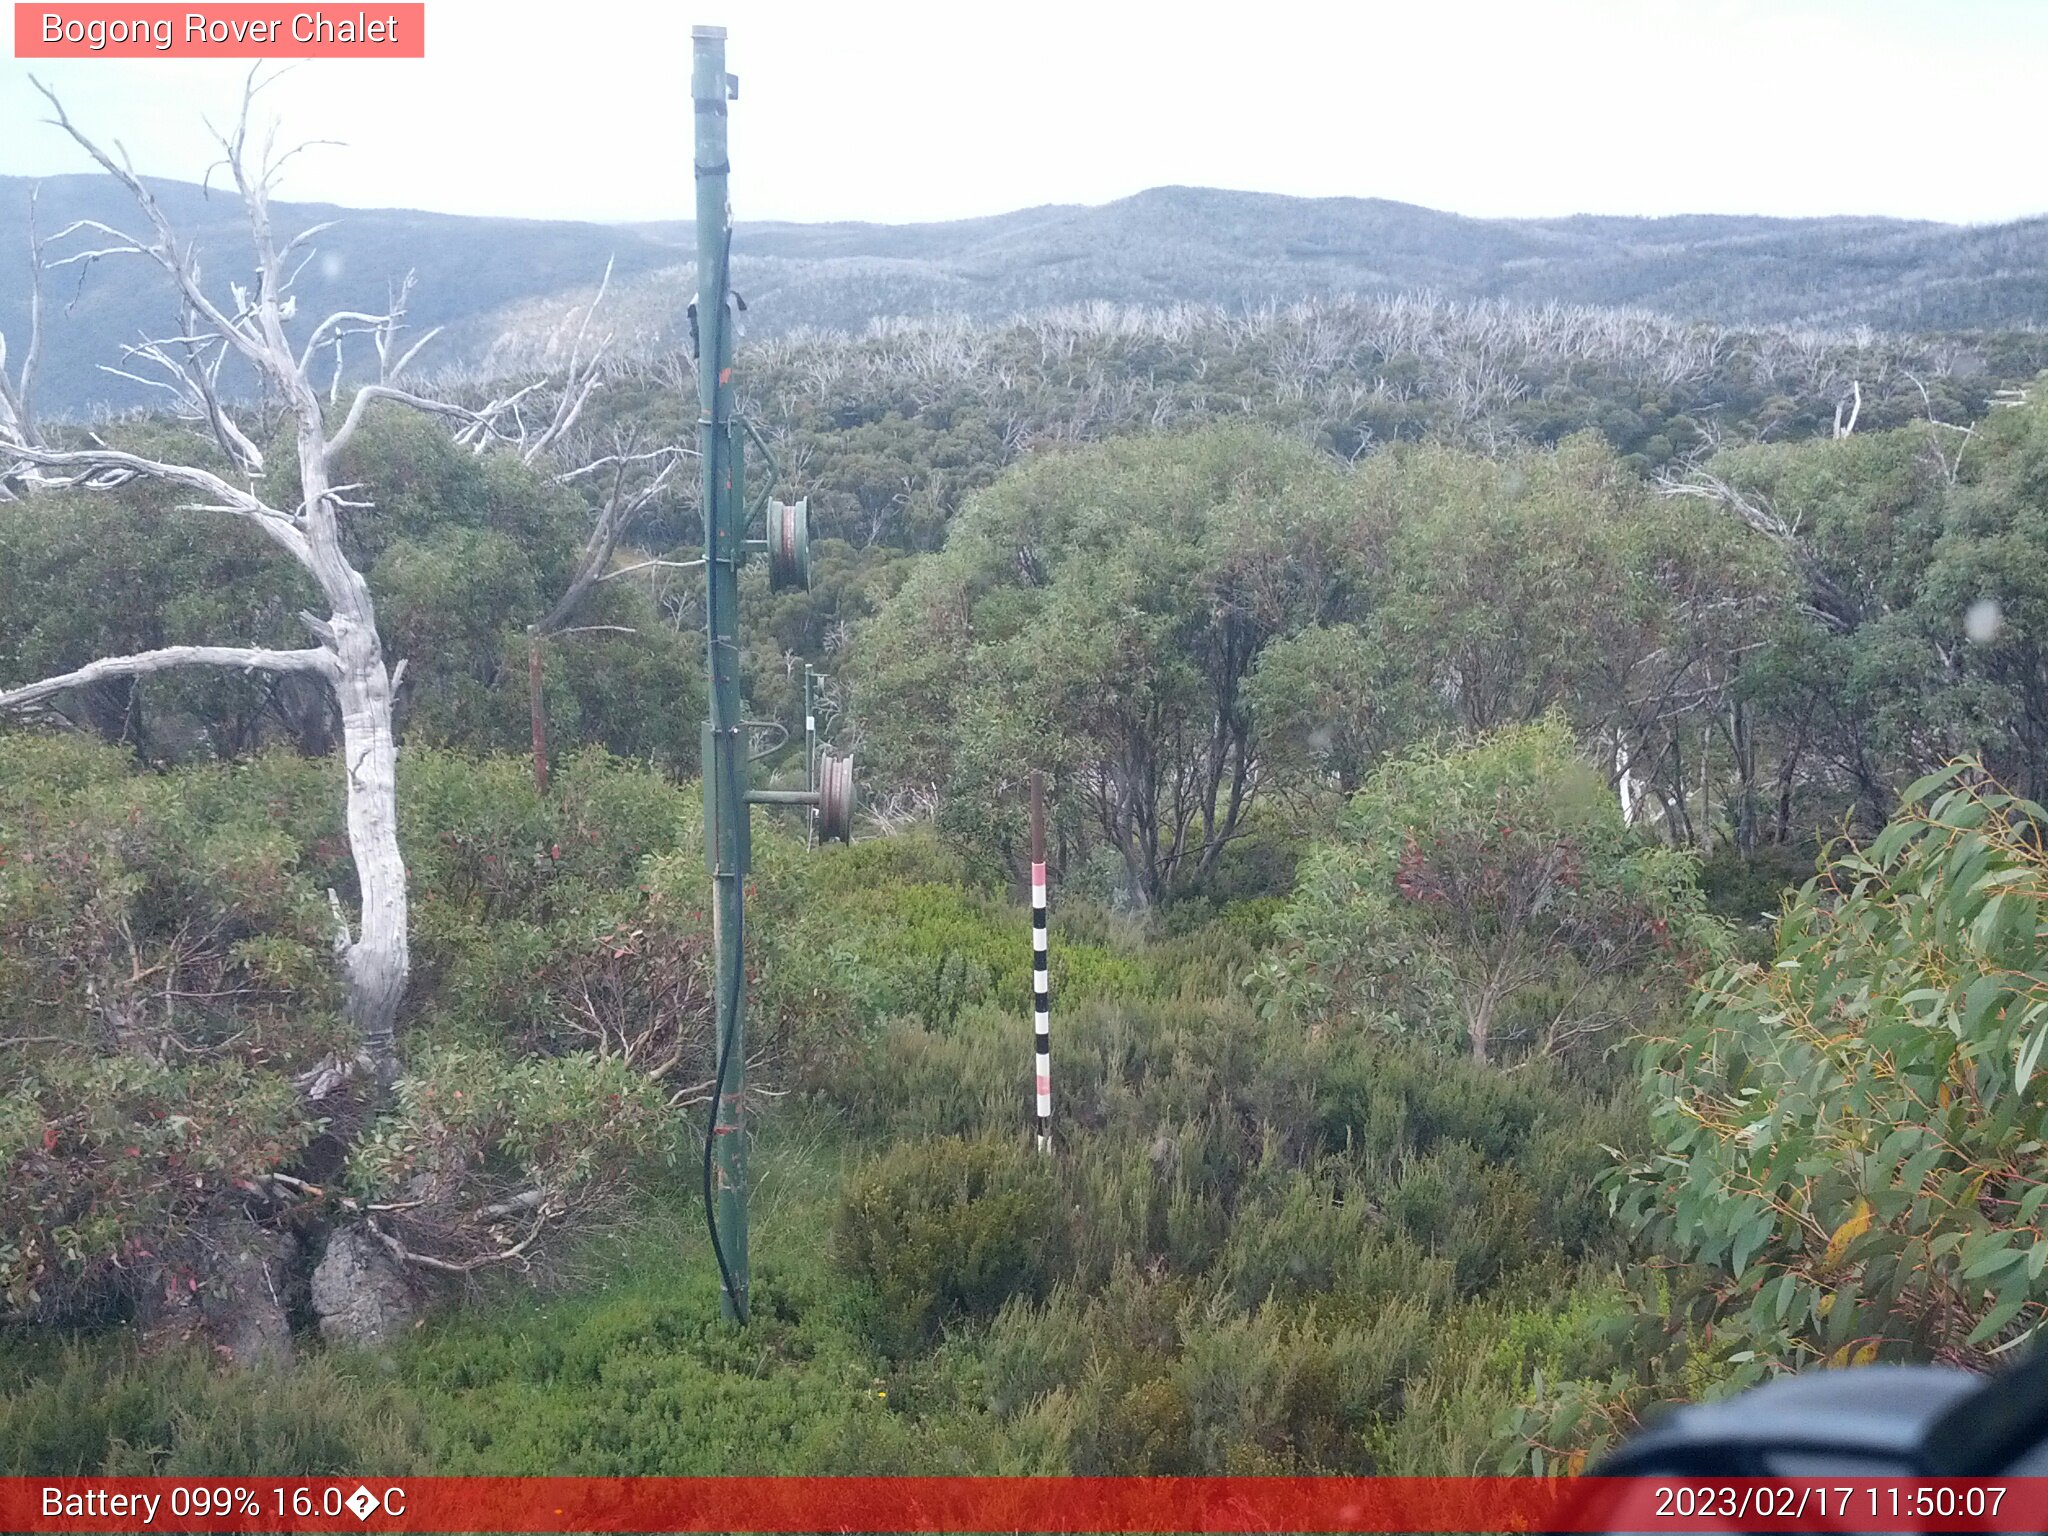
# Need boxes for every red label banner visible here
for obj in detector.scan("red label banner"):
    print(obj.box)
[14,5,425,57]
[3,1476,2047,1533]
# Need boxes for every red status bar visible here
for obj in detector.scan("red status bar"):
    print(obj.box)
[5,1475,2047,1533]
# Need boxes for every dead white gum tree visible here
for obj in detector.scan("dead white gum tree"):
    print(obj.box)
[0,77,598,1089]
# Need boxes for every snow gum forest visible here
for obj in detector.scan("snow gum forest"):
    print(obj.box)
[7,79,2048,1479]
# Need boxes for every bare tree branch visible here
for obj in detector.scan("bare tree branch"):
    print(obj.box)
[0,184,46,459]
[1657,465,1860,632]
[365,1209,555,1275]
[32,77,287,387]
[501,257,615,467]
[101,311,270,475]
[1,440,312,555]
[597,556,703,581]
[0,644,337,712]
[297,309,390,374]
[1902,370,1975,487]
[532,436,688,639]
[325,383,497,467]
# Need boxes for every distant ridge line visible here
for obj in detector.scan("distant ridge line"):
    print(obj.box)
[2,176,2045,414]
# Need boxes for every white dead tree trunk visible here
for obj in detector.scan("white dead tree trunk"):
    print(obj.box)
[1832,379,1861,440]
[0,185,48,488]
[0,78,583,1088]
[1612,728,1641,826]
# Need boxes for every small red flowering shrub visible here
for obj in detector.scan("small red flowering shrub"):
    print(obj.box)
[1258,718,1718,1063]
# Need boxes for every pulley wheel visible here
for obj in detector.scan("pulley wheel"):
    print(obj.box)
[816,750,855,844]
[767,498,811,593]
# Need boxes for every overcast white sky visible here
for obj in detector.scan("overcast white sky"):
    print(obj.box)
[2,0,2043,227]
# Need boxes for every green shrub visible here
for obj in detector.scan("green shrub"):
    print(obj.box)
[835,1136,1066,1354]
[0,735,754,1323]
[1260,718,1718,1064]
[0,720,1669,1481]
[400,746,689,931]
[1215,1170,1388,1308]
[783,853,1154,1040]
[983,1265,1437,1474]
[0,737,341,1322]
[342,1042,677,1272]
[0,1342,426,1475]
[1695,842,1812,928]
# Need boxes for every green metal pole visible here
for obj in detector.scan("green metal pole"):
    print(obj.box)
[693,22,748,1324]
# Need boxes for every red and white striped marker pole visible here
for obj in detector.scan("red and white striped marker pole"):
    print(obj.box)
[1030,769,1051,1153]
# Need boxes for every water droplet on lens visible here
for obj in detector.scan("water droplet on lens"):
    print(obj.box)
[1966,597,2003,644]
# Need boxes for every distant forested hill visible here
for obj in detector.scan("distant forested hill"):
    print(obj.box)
[662,188,2048,333]
[3,176,2045,415]
[0,173,681,417]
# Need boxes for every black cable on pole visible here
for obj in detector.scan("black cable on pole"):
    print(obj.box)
[701,895,748,1324]
[699,204,749,1326]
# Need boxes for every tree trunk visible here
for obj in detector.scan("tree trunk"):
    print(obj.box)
[1698,720,1714,855]
[1730,699,1759,857]
[300,360,412,1089]
[1667,730,1695,844]
[333,616,408,1088]
[1614,729,1640,826]
[1772,727,1807,845]
[528,633,550,793]
[1468,966,1502,1066]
